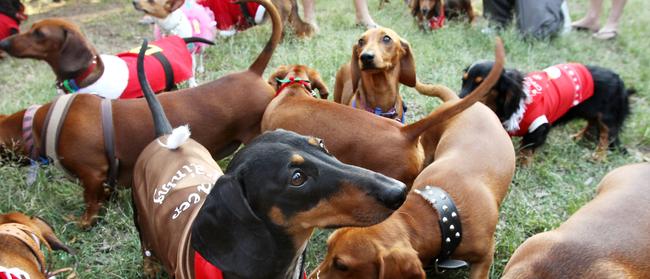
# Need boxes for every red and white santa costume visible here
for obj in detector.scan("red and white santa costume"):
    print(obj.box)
[73,35,192,99]
[504,63,594,136]
[198,0,266,35]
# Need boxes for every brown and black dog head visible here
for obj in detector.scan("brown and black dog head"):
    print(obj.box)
[268,64,330,99]
[410,0,441,20]
[0,18,96,79]
[351,27,416,93]
[311,228,425,279]
[132,0,184,18]
[0,212,73,254]
[460,60,526,123]
[191,129,407,278]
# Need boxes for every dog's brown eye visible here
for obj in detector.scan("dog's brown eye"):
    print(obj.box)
[290,170,307,186]
[333,257,349,271]
[358,39,365,46]
[382,35,392,43]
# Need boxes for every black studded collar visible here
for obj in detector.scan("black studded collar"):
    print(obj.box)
[413,185,469,273]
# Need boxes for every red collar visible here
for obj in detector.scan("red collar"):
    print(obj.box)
[428,3,446,29]
[275,77,312,97]
[58,56,98,93]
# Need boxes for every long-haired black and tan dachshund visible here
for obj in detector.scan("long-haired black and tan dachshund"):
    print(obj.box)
[460,61,634,165]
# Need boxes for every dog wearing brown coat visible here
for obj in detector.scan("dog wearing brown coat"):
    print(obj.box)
[502,163,650,279]
[0,0,281,228]
[309,82,515,279]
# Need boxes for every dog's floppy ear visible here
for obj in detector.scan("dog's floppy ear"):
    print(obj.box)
[351,44,362,94]
[192,175,277,279]
[497,69,525,115]
[267,65,289,91]
[308,68,330,99]
[165,0,185,13]
[378,246,425,279]
[409,0,420,16]
[58,27,94,77]
[398,39,416,87]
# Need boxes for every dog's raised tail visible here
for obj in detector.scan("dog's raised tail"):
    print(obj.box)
[137,39,191,149]
[414,82,460,102]
[402,37,506,141]
[244,0,282,76]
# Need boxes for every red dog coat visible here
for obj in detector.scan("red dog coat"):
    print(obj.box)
[198,0,263,31]
[0,13,19,40]
[116,35,192,98]
[72,35,192,99]
[509,63,594,136]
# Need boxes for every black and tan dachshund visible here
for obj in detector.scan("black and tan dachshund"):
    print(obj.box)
[460,61,633,165]
[132,40,408,278]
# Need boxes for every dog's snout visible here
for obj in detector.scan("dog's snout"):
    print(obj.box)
[132,1,142,10]
[381,183,407,210]
[0,39,10,51]
[360,52,375,64]
[422,8,430,15]
[373,175,407,210]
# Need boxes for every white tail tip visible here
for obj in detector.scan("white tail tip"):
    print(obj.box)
[158,125,191,149]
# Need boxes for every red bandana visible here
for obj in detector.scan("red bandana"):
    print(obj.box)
[275,77,311,97]
[428,4,445,30]
[194,251,224,279]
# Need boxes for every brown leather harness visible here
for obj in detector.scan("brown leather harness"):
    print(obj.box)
[0,223,51,275]
[28,95,119,193]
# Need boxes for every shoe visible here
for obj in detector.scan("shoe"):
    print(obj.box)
[593,29,618,40]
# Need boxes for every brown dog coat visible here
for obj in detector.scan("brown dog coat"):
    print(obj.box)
[133,135,223,278]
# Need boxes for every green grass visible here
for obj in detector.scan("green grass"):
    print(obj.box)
[0,0,648,278]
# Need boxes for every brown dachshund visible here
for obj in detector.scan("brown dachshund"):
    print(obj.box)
[333,27,416,123]
[0,0,281,228]
[0,212,73,279]
[310,82,515,279]
[502,163,650,279]
[263,37,504,188]
[0,18,212,99]
[410,0,475,30]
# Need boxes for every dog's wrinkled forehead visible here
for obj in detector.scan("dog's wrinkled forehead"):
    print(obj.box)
[465,60,495,77]
[359,27,401,45]
[31,18,78,32]
[227,130,328,170]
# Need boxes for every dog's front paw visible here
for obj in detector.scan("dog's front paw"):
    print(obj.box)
[592,149,608,162]
[143,256,162,278]
[517,149,535,167]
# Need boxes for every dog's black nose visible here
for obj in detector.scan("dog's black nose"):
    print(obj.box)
[374,177,407,210]
[381,184,407,210]
[360,52,375,64]
[422,8,430,15]
[0,39,10,51]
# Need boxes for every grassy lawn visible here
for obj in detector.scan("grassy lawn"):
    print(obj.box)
[0,0,648,278]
